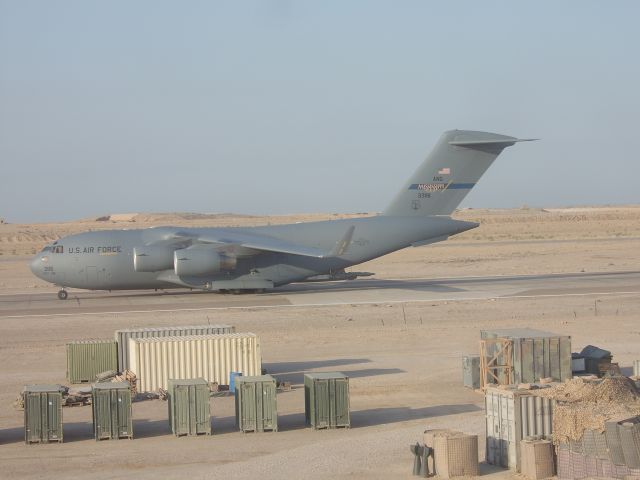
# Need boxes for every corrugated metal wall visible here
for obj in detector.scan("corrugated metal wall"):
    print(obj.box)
[485,387,555,471]
[129,333,261,392]
[115,325,235,372]
[66,340,118,383]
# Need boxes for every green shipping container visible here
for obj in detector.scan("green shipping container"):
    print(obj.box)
[67,340,118,384]
[481,328,572,384]
[92,382,133,440]
[24,385,64,444]
[235,375,278,433]
[168,378,211,436]
[304,372,350,429]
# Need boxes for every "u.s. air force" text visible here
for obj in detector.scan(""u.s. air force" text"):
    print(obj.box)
[68,246,122,254]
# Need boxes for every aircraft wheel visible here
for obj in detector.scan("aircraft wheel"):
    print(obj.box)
[57,290,68,300]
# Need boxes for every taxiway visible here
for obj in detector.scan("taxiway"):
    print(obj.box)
[2,270,639,318]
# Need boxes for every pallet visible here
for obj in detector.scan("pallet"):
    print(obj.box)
[26,438,63,444]
[310,424,350,430]
[174,431,212,437]
[95,435,133,441]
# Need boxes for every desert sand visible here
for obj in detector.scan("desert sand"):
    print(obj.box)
[1,206,639,479]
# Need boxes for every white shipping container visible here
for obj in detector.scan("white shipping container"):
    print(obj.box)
[129,333,261,392]
[115,324,235,372]
[485,386,556,471]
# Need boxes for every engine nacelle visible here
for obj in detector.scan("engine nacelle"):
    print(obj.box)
[133,245,175,272]
[174,245,237,277]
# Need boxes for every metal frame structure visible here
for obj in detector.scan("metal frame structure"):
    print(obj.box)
[479,338,514,389]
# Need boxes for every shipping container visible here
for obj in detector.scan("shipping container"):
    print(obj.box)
[24,385,64,444]
[481,328,572,384]
[634,360,640,377]
[462,355,480,389]
[168,378,211,436]
[128,333,261,392]
[235,375,278,433]
[92,382,133,440]
[304,372,350,429]
[67,340,118,384]
[485,386,556,471]
[115,324,235,372]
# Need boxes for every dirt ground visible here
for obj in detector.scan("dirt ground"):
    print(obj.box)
[1,207,640,479]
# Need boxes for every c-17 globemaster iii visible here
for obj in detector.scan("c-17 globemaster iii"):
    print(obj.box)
[30,130,534,299]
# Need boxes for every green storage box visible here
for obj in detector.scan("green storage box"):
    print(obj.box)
[168,378,211,436]
[304,372,350,429]
[67,340,118,383]
[92,382,133,440]
[235,375,278,433]
[24,385,64,444]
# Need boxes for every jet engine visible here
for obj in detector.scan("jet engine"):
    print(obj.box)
[133,245,175,272]
[173,244,237,277]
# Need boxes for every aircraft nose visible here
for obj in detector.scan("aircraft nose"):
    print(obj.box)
[29,255,45,279]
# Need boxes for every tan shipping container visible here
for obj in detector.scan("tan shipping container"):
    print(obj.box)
[128,333,261,392]
[115,324,235,372]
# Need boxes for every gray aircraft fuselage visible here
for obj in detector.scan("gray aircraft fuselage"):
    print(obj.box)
[30,216,475,291]
[29,130,533,297]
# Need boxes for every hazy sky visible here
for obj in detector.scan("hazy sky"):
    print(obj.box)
[1,1,639,223]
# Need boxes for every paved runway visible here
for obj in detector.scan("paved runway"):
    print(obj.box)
[1,270,639,318]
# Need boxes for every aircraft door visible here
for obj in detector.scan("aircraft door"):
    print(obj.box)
[86,266,108,288]
[86,266,97,284]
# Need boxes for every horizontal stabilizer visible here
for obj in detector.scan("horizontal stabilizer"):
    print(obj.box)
[449,138,538,147]
[449,137,538,154]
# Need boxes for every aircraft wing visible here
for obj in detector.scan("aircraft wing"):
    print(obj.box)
[171,230,330,258]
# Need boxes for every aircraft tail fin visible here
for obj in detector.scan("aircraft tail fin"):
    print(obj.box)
[383,130,535,216]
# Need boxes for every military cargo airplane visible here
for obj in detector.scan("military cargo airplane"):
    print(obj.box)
[30,130,534,299]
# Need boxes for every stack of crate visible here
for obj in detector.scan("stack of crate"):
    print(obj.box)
[479,328,570,474]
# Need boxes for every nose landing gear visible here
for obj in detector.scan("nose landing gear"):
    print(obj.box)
[57,289,68,300]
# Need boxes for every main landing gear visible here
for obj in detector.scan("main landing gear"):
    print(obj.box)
[57,289,68,300]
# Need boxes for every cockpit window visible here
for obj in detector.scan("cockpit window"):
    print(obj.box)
[53,245,63,254]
